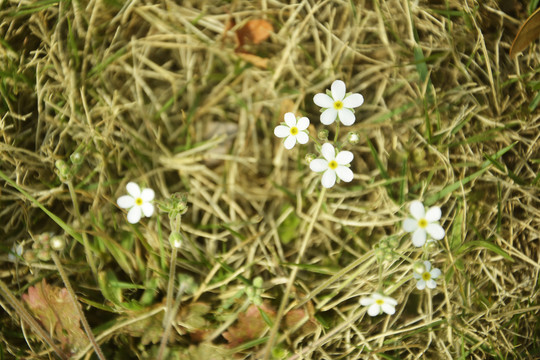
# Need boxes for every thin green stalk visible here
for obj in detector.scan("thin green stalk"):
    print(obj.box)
[0,279,68,360]
[157,282,185,360]
[163,214,181,327]
[66,180,97,277]
[263,187,327,360]
[51,252,106,360]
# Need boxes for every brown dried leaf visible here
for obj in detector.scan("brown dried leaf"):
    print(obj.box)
[22,279,88,353]
[284,308,318,335]
[222,303,275,348]
[510,7,540,58]
[236,19,273,47]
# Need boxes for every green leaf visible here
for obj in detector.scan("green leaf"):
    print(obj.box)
[425,142,516,205]
[450,203,464,251]
[0,169,84,246]
[278,207,300,244]
[455,240,513,262]
[366,136,389,179]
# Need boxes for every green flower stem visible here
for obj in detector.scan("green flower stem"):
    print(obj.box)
[308,134,321,147]
[156,281,185,360]
[263,187,327,360]
[51,252,106,360]
[164,214,181,328]
[66,180,97,278]
[334,121,340,142]
[0,279,68,360]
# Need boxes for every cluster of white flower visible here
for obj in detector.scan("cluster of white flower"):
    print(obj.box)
[360,200,446,317]
[274,80,364,188]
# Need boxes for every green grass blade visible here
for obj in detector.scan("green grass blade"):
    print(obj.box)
[0,169,83,244]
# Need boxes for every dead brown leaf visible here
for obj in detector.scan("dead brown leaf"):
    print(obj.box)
[222,303,275,348]
[236,19,273,47]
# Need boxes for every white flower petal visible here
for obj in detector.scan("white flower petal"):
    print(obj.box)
[320,108,337,125]
[117,195,135,209]
[141,202,154,217]
[384,296,398,306]
[127,206,142,224]
[426,279,437,289]
[423,260,431,272]
[297,116,310,130]
[367,304,381,317]
[321,169,337,188]
[381,303,396,315]
[426,224,445,240]
[343,93,364,108]
[337,108,356,126]
[313,93,334,108]
[416,280,426,290]
[336,166,353,182]
[284,112,296,127]
[412,228,427,247]
[336,151,353,165]
[141,188,155,202]
[409,200,425,220]
[284,135,296,149]
[274,125,290,138]
[331,80,346,101]
[310,159,328,172]
[403,218,418,232]
[413,272,421,280]
[296,132,309,145]
[126,182,141,198]
[425,206,442,222]
[360,297,374,306]
[430,268,442,279]
[321,143,336,161]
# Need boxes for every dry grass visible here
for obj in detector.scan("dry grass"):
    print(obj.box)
[1,0,539,359]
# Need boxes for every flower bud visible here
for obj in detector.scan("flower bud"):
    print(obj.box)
[50,236,65,251]
[169,232,183,248]
[347,131,360,145]
[55,160,71,182]
[413,261,426,275]
[305,153,316,164]
[317,129,329,141]
[253,276,263,288]
[70,152,83,165]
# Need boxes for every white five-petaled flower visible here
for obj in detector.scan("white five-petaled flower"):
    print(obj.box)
[413,260,442,290]
[313,80,364,126]
[274,112,310,150]
[117,182,155,224]
[309,143,354,188]
[360,293,398,317]
[403,200,445,247]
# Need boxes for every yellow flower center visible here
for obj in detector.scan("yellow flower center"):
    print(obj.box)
[418,218,428,228]
[328,160,338,170]
[290,126,299,135]
[333,100,344,110]
[422,272,431,281]
[375,299,384,305]
[135,197,143,206]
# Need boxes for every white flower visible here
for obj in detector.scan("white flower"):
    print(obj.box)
[274,112,310,149]
[413,260,442,290]
[117,182,155,224]
[360,293,397,316]
[313,80,364,126]
[402,200,445,247]
[309,143,354,188]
